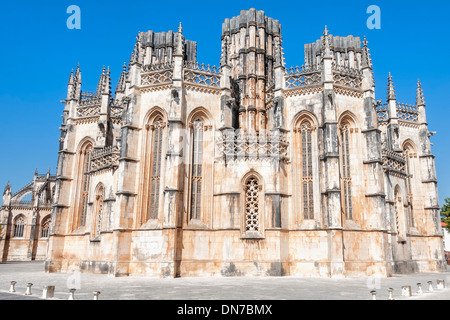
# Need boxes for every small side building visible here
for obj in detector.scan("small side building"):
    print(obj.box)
[0,170,55,261]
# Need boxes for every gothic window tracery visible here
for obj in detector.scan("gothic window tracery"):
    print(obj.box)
[403,143,415,227]
[245,177,260,233]
[13,215,25,238]
[77,142,93,228]
[94,186,104,239]
[148,117,164,220]
[340,122,353,220]
[300,122,314,220]
[41,216,51,238]
[190,119,203,220]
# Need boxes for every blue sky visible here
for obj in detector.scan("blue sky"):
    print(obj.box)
[0,0,449,205]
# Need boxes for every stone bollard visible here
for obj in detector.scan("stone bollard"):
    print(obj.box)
[427,281,434,292]
[68,288,76,300]
[93,291,101,300]
[42,286,55,299]
[387,288,394,300]
[417,283,423,295]
[9,281,16,293]
[401,285,412,297]
[437,279,446,289]
[24,283,33,296]
[370,290,377,300]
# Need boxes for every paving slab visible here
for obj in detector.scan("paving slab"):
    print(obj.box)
[1,261,450,300]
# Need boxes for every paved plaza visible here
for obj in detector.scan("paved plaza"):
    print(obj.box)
[0,261,450,301]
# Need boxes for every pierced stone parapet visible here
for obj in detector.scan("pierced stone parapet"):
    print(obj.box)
[77,105,101,118]
[284,65,322,88]
[376,102,389,122]
[397,103,418,122]
[382,148,407,177]
[332,63,362,89]
[89,146,120,173]
[217,129,289,162]
[184,62,221,88]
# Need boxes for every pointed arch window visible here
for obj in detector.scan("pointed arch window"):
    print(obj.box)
[245,177,260,233]
[13,216,25,238]
[340,123,353,220]
[394,187,407,240]
[300,122,314,220]
[148,117,164,220]
[41,216,51,238]
[403,145,415,227]
[79,144,92,227]
[94,186,104,239]
[190,119,203,220]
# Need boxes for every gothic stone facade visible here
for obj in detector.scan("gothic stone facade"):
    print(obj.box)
[5,9,445,277]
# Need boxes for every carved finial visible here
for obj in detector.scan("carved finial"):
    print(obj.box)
[3,181,10,196]
[68,69,74,85]
[362,36,372,68]
[416,79,425,107]
[323,25,332,58]
[175,23,185,56]
[75,63,81,82]
[34,168,38,176]
[274,36,283,67]
[116,63,128,93]
[103,66,111,95]
[387,72,396,101]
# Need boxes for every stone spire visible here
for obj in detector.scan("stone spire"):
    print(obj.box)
[3,181,10,195]
[322,26,332,58]
[96,67,106,96]
[175,22,185,57]
[2,181,11,207]
[387,72,396,101]
[416,79,425,107]
[361,36,372,68]
[67,69,75,100]
[96,67,111,96]
[116,63,128,94]
[103,66,111,95]
[130,34,142,65]
[73,64,82,100]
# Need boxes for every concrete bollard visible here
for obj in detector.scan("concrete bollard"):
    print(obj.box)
[437,279,446,289]
[42,286,55,299]
[417,283,423,295]
[9,281,16,293]
[387,288,394,300]
[370,290,377,300]
[68,288,76,300]
[427,281,434,292]
[401,285,412,297]
[93,291,101,300]
[24,283,33,296]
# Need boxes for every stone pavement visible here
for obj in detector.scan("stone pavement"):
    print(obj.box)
[0,261,450,300]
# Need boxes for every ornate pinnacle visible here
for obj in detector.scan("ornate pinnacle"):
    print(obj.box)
[103,66,111,95]
[3,181,10,195]
[130,34,142,65]
[68,69,74,85]
[95,67,106,96]
[362,36,372,68]
[416,79,425,106]
[274,37,283,67]
[387,72,396,101]
[323,25,332,58]
[175,23,185,56]
[116,63,128,93]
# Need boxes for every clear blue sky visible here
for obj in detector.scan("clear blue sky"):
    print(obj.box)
[0,0,449,205]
